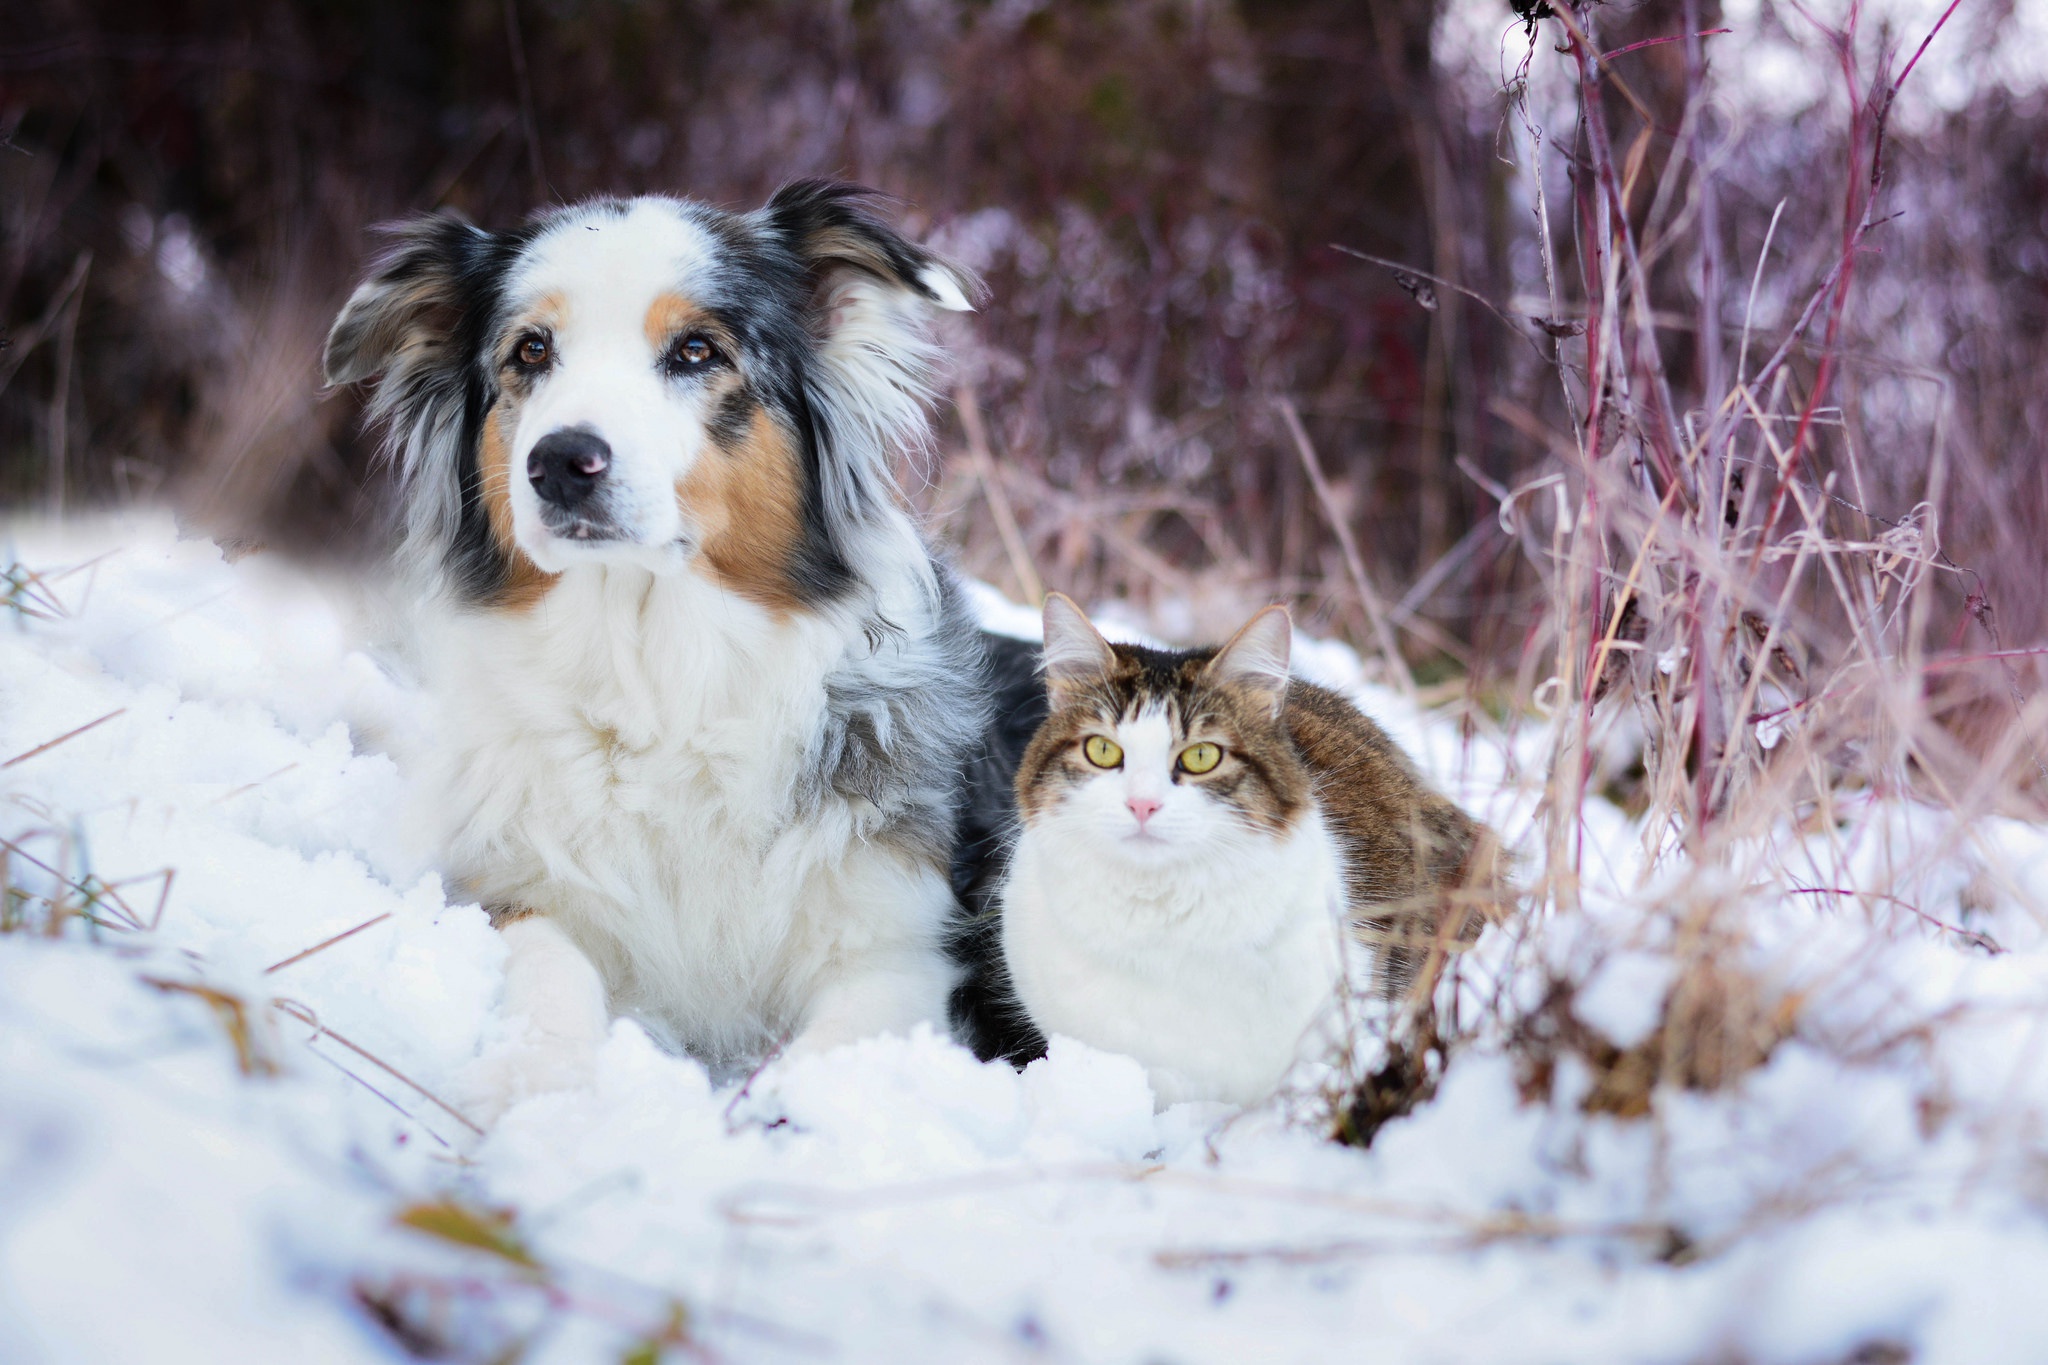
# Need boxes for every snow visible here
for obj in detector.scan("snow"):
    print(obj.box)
[4,512,2048,1363]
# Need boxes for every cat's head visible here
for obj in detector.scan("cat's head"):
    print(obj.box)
[1015,595,1312,863]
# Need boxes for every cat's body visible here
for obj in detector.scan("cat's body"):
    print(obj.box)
[998,597,1483,1107]
[1002,793,1346,1106]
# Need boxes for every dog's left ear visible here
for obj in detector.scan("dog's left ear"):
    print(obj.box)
[765,179,978,315]
[762,182,978,526]
[324,213,495,388]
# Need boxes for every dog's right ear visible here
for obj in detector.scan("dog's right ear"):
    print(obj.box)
[324,214,493,387]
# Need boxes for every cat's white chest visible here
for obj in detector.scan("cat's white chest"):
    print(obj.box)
[1000,811,1348,1107]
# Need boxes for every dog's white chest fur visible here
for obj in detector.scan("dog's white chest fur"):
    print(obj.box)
[1000,811,1347,1107]
[423,562,955,1063]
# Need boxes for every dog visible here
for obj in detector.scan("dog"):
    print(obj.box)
[324,181,1036,1113]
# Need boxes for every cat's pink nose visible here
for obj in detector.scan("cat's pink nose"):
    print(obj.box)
[1127,795,1162,826]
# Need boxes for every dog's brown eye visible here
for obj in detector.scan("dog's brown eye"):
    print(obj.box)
[515,335,550,367]
[678,336,715,366]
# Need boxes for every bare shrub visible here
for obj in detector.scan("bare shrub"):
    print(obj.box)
[1315,0,2048,1160]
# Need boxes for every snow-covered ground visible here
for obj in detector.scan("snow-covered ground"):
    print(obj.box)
[3,515,2046,1364]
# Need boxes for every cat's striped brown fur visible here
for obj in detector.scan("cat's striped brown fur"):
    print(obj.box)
[1016,618,1490,994]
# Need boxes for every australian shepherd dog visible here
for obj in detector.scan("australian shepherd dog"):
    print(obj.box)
[325,181,1032,1115]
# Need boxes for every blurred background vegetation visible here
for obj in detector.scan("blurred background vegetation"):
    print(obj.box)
[2,0,2043,714]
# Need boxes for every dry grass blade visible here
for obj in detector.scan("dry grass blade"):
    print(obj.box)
[3,562,71,620]
[395,1198,540,1269]
[1153,1206,1685,1268]
[215,763,299,805]
[263,912,392,975]
[99,866,175,932]
[1,708,126,769]
[141,975,281,1077]
[956,384,1042,605]
[1277,397,1414,695]
[0,831,157,934]
[271,996,486,1136]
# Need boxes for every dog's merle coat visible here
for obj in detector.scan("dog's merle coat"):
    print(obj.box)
[326,182,1037,1098]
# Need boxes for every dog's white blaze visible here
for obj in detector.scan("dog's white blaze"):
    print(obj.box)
[503,202,723,574]
[427,520,957,1067]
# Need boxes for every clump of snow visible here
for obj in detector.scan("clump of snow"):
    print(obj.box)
[1571,951,1677,1050]
[3,513,2047,1363]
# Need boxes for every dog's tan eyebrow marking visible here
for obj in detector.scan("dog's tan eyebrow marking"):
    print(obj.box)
[501,291,567,355]
[644,291,724,352]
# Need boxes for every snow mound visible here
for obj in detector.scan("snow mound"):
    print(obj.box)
[3,513,2046,1364]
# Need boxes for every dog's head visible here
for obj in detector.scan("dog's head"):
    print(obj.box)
[325,182,974,609]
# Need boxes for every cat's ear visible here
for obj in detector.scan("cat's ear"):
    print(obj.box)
[1040,593,1116,697]
[1205,605,1292,715]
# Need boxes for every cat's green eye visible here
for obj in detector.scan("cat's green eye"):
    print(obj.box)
[1178,742,1223,774]
[1083,735,1124,768]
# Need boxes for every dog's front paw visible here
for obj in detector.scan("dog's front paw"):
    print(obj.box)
[455,915,612,1129]
[452,1027,606,1129]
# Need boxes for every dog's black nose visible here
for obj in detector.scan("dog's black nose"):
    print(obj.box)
[527,428,611,509]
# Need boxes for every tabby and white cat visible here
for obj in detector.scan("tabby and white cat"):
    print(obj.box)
[999,595,1483,1107]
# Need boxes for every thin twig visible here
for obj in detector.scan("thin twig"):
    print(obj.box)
[264,912,394,975]
[501,0,550,201]
[273,997,486,1136]
[1276,398,1415,695]
[956,385,1042,605]
[1330,245,1561,357]
[2,708,125,769]
[1599,28,1731,62]
[216,763,300,804]
[1787,887,2003,954]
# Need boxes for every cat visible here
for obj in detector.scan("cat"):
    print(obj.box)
[997,593,1486,1107]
